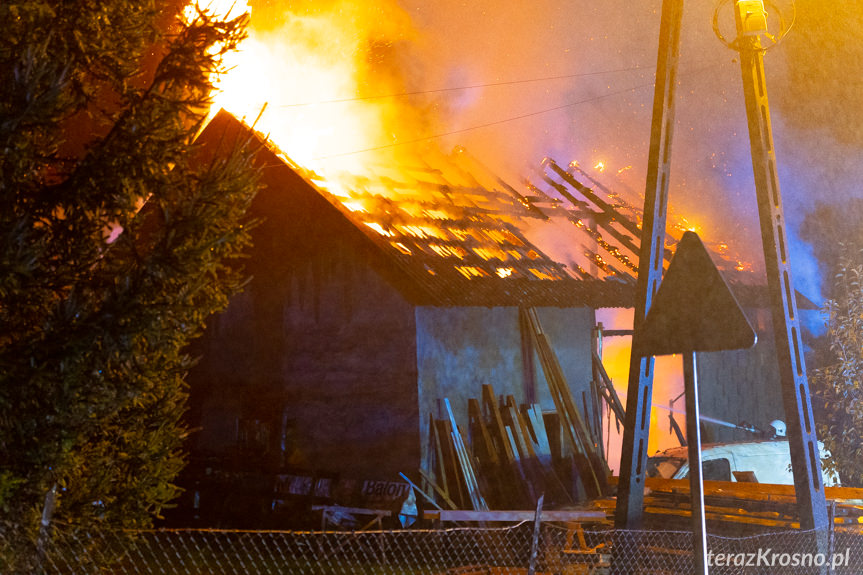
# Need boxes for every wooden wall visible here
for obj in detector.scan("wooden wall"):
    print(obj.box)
[695,308,785,443]
[187,151,421,483]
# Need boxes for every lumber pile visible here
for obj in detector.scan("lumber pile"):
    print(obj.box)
[421,389,565,510]
[415,308,614,511]
[592,477,863,533]
[419,387,609,510]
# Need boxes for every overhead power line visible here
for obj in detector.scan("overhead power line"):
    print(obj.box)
[313,63,716,161]
[277,65,654,108]
[314,83,652,159]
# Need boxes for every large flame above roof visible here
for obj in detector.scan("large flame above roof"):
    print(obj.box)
[195,0,421,177]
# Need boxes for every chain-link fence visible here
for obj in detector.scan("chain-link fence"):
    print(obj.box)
[5,520,863,574]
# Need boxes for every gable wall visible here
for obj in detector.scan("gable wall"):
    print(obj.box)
[188,154,421,483]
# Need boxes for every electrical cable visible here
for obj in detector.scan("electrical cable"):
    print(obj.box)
[312,62,718,160]
[275,65,655,108]
[313,85,652,159]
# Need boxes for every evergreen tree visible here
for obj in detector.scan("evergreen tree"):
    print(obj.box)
[813,244,863,486]
[0,0,259,563]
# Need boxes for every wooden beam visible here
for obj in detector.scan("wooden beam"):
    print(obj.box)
[622,476,863,503]
[482,384,515,464]
[523,404,551,457]
[424,509,607,523]
[445,398,489,511]
[468,398,499,465]
[418,469,459,510]
[591,350,625,423]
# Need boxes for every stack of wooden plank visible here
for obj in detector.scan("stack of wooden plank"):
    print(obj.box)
[420,381,610,511]
[522,308,610,499]
[591,477,863,533]
[416,307,614,511]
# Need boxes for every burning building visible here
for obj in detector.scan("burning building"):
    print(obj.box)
[181,110,627,521]
[171,108,809,526]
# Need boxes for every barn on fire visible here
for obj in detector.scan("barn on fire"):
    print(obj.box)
[173,111,805,526]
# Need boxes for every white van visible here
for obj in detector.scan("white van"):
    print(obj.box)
[646,439,840,486]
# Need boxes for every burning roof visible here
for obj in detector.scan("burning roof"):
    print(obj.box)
[201,109,791,310]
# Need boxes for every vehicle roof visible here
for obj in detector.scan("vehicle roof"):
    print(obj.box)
[652,438,790,459]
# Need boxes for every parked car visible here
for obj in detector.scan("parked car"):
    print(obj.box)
[646,438,840,486]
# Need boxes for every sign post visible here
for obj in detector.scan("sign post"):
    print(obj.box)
[638,231,757,575]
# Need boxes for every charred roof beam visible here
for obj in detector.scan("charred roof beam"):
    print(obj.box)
[538,168,649,265]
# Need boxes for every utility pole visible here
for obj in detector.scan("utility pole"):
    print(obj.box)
[614,0,684,531]
[733,0,829,562]
[613,2,827,573]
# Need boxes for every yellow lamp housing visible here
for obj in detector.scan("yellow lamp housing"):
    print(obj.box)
[735,0,769,37]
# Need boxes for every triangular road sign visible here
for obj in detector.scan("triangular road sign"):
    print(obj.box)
[639,231,757,355]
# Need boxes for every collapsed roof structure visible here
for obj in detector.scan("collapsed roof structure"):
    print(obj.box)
[205,108,760,307]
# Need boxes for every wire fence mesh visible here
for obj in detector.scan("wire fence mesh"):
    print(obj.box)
[3,519,863,574]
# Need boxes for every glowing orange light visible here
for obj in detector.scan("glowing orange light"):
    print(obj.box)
[456,266,489,279]
[678,217,699,234]
[529,268,556,280]
[341,202,367,213]
[473,247,507,261]
[430,245,467,259]
[315,180,352,199]
[423,209,453,221]
[594,161,606,172]
[392,242,412,255]
[400,225,448,240]
[365,222,394,237]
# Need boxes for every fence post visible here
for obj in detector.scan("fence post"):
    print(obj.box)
[828,501,836,575]
[527,494,544,575]
[35,484,57,574]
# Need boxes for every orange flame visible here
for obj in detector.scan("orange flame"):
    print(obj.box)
[195,0,420,178]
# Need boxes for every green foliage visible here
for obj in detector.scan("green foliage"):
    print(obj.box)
[813,245,863,486]
[0,0,260,562]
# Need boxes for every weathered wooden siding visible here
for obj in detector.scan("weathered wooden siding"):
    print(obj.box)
[187,151,421,482]
[695,308,785,443]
